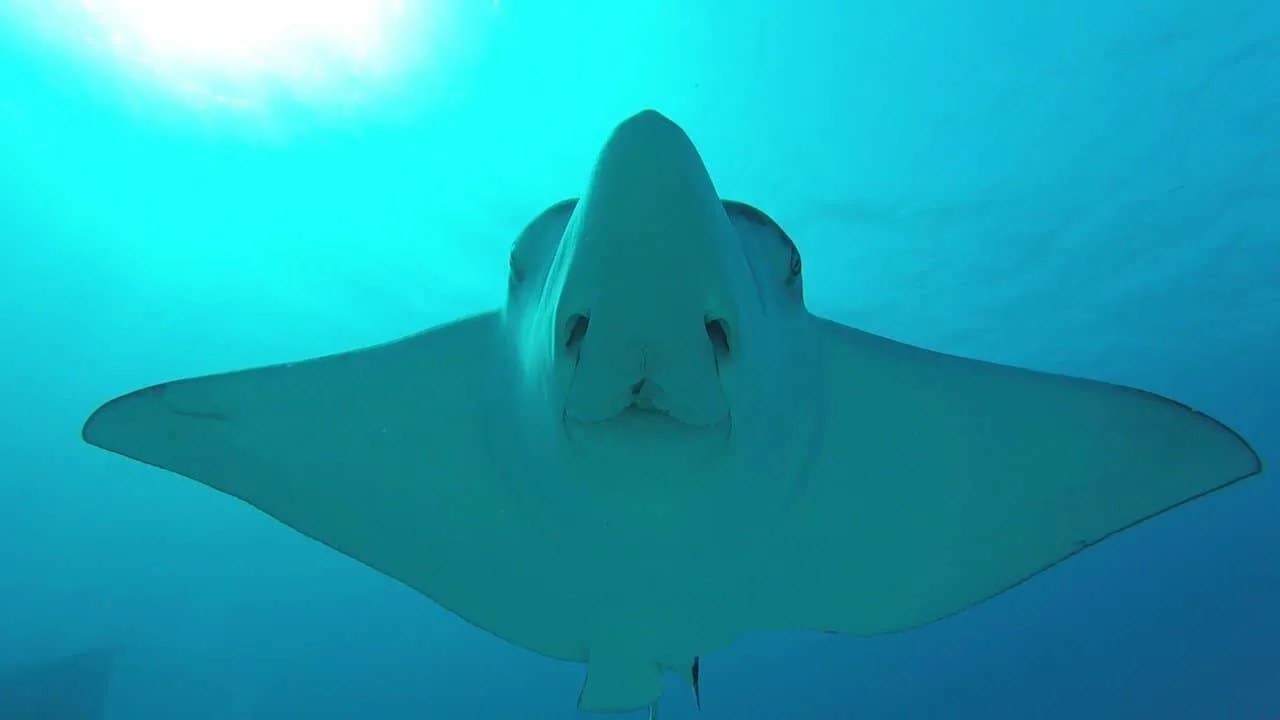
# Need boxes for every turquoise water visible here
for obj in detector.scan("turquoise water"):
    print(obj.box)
[1,0,1277,717]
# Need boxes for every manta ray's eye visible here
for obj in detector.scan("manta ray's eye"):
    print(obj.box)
[788,248,802,281]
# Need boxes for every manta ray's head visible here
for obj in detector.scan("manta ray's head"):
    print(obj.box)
[502,110,821,532]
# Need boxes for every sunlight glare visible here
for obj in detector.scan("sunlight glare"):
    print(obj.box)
[79,0,408,86]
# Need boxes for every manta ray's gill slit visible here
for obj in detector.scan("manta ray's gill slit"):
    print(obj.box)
[704,317,731,357]
[565,314,590,353]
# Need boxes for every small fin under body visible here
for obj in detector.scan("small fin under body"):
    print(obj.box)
[691,656,701,710]
[759,316,1262,635]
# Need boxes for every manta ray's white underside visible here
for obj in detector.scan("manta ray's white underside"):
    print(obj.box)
[82,110,1262,719]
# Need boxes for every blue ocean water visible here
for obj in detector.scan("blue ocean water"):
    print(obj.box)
[1,0,1276,717]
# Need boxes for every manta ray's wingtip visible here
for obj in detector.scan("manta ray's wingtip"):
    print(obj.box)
[1238,420,1265,478]
[1242,440,1264,479]
[81,400,110,448]
[1186,397,1265,482]
[80,383,166,451]
[81,401,111,447]
[81,393,125,448]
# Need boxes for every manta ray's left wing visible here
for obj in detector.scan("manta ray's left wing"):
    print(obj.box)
[83,312,578,660]
[759,315,1262,636]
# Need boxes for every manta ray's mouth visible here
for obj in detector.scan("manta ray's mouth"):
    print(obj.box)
[561,403,732,444]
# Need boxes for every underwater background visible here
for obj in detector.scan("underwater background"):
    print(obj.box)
[1,0,1277,717]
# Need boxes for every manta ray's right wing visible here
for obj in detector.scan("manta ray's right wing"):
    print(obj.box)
[82,312,577,660]
[763,315,1262,636]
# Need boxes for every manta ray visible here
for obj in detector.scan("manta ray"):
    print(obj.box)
[83,109,1263,718]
